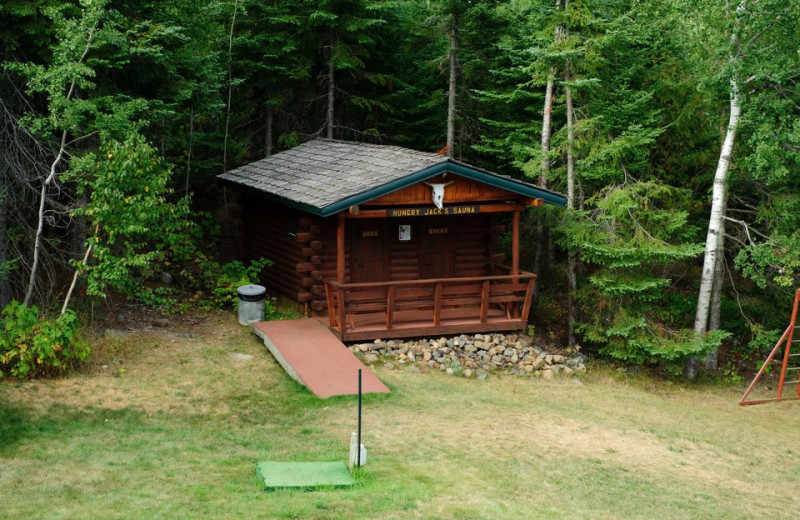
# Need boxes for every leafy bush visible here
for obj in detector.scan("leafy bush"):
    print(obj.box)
[189,257,273,309]
[69,134,193,304]
[0,302,89,379]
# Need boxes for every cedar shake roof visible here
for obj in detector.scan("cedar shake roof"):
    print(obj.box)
[218,139,566,216]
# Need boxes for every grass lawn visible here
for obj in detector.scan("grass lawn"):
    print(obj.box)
[2,312,799,519]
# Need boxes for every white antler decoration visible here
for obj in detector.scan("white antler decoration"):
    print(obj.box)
[423,181,455,209]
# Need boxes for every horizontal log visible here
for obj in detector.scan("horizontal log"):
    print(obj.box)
[247,235,303,253]
[389,249,420,257]
[264,277,302,299]
[389,258,419,267]
[297,291,313,303]
[456,269,490,277]
[455,256,490,264]
[310,240,323,251]
[264,269,305,287]
[391,267,420,275]
[311,300,326,311]
[266,252,306,267]
[296,262,315,273]
[265,268,305,285]
[251,240,303,260]
[302,277,314,288]
[294,232,313,243]
[390,274,419,281]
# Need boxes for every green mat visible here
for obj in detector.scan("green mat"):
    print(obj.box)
[255,461,355,490]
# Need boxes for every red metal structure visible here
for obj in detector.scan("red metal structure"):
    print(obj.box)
[739,289,800,405]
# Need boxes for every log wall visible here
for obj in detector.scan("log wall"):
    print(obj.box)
[242,195,323,312]
[242,194,506,316]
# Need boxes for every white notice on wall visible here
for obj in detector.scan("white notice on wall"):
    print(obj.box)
[398,224,411,241]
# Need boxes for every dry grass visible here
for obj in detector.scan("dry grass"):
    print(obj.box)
[2,312,799,519]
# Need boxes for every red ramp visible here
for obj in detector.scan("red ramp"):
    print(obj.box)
[252,318,390,398]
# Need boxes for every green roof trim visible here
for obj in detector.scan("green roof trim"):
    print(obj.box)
[318,161,566,216]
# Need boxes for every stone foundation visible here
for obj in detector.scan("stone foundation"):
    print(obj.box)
[348,332,587,380]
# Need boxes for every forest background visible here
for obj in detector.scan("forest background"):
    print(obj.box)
[2,0,800,379]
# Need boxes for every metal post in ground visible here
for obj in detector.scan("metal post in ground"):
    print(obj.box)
[357,368,362,468]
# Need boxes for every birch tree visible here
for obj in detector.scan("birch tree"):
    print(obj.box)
[11,0,156,307]
[686,1,744,379]
[19,1,105,306]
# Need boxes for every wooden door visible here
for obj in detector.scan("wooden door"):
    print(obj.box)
[350,220,389,283]
[421,216,456,279]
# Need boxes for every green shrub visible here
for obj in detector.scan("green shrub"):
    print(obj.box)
[0,302,89,379]
[558,181,728,373]
[190,257,274,309]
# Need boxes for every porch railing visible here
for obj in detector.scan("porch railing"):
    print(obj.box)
[324,264,536,333]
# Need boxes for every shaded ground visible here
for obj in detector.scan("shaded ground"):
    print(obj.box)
[1,312,798,519]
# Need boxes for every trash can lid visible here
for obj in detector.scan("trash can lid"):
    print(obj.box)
[238,284,266,301]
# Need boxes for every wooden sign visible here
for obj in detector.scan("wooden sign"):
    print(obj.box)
[387,205,480,217]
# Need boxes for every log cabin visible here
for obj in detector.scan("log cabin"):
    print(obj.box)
[219,139,566,341]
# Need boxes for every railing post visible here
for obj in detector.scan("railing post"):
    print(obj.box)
[511,210,520,279]
[324,282,336,327]
[336,213,346,284]
[480,280,489,323]
[337,287,347,333]
[434,282,442,326]
[521,276,536,322]
[386,285,395,329]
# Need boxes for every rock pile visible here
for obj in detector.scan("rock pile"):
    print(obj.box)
[348,332,587,380]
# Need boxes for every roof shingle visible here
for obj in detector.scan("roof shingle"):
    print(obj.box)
[218,139,566,215]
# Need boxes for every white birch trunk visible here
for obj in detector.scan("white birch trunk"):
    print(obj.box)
[222,0,238,172]
[686,78,739,378]
[23,26,96,306]
[61,225,99,315]
[532,0,562,303]
[540,75,554,188]
[446,23,457,158]
[704,214,726,370]
[24,131,68,306]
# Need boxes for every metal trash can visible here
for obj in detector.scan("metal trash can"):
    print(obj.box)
[237,284,267,325]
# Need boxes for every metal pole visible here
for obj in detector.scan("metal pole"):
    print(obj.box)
[357,369,362,468]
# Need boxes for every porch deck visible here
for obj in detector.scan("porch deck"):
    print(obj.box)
[324,264,535,342]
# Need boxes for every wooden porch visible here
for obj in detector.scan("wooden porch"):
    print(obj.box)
[324,264,535,341]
